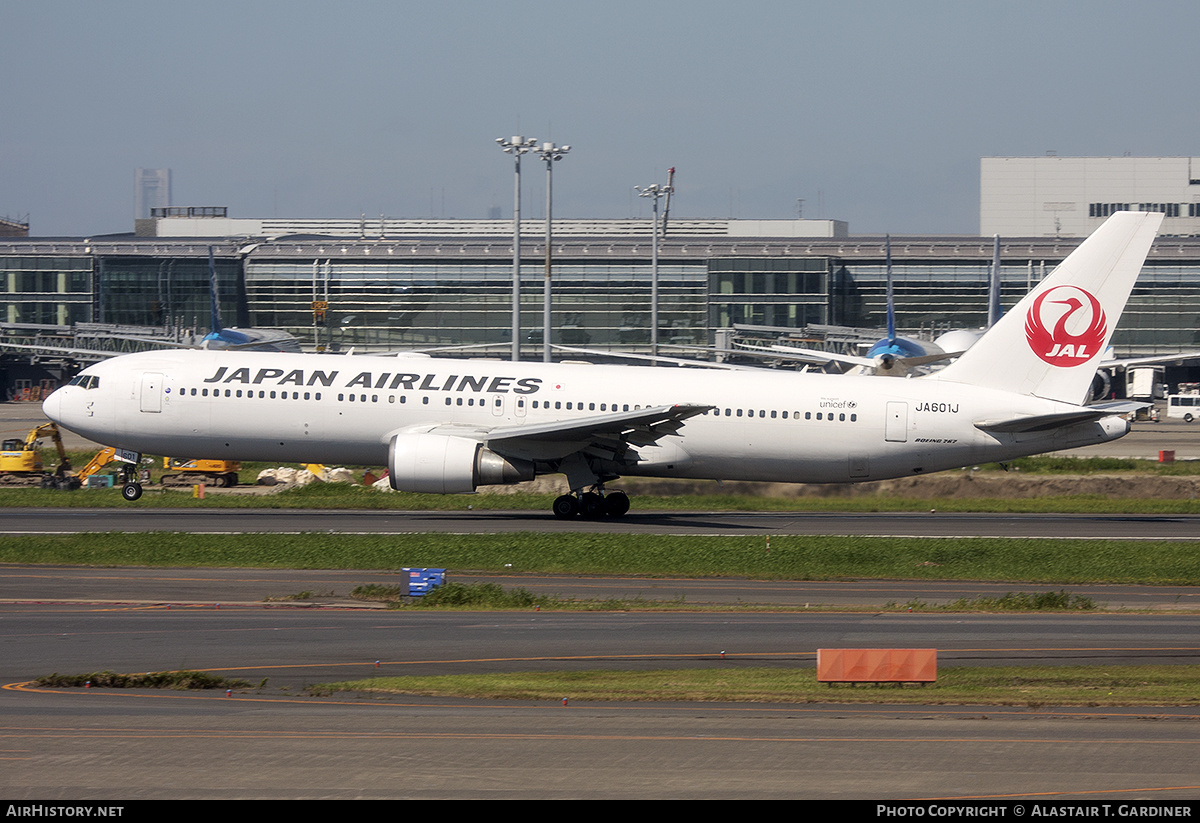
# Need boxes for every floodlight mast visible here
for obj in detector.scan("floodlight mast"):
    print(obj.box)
[635,179,673,359]
[534,142,570,363]
[496,136,537,361]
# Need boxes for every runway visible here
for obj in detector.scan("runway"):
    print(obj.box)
[3,604,1200,799]
[5,506,1200,539]
[5,401,1200,798]
[5,563,1200,611]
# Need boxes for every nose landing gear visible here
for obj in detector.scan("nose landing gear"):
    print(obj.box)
[118,461,143,502]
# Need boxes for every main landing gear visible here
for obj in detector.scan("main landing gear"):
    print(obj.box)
[552,488,631,519]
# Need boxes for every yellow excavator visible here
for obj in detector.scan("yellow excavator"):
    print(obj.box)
[0,422,79,489]
[160,457,241,488]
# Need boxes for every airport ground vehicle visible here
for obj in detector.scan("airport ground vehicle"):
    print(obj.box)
[1166,392,1200,422]
[0,422,77,488]
[160,457,241,487]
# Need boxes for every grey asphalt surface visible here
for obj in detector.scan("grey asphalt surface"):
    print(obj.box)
[6,507,1200,539]
[5,403,1200,799]
[3,605,1200,799]
[4,564,1200,611]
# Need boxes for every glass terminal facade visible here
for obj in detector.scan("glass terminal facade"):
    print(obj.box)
[244,258,709,350]
[0,256,92,325]
[3,233,1200,358]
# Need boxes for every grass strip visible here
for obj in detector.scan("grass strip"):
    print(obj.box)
[5,532,1200,585]
[312,664,1200,707]
[35,670,253,690]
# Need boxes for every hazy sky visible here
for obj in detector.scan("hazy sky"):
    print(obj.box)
[3,0,1198,237]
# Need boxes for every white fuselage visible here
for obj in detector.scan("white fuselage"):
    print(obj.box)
[42,349,1129,486]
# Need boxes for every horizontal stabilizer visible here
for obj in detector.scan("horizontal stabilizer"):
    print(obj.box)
[974,401,1146,434]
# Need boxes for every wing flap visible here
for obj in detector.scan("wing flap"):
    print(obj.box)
[486,403,712,447]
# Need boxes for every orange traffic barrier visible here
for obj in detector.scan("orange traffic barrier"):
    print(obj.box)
[817,648,937,684]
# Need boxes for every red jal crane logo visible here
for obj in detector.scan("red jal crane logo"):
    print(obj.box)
[1024,285,1107,367]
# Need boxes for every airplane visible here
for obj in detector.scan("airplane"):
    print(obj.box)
[737,234,1003,376]
[195,247,303,353]
[41,211,1162,517]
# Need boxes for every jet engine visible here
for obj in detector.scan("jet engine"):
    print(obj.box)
[1088,368,1113,403]
[388,433,534,494]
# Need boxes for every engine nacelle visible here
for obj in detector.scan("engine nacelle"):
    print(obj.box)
[388,433,534,493]
[1089,368,1113,403]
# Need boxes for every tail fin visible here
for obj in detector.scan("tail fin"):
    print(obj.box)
[201,247,251,349]
[987,234,1002,328]
[885,234,896,344]
[208,246,223,334]
[932,211,1162,404]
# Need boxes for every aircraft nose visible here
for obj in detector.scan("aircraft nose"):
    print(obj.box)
[42,389,62,424]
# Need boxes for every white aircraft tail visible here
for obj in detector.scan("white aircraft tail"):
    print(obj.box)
[932,211,1163,404]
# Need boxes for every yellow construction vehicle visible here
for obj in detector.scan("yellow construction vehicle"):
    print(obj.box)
[0,423,78,489]
[161,457,241,488]
[73,446,147,499]
[74,447,117,482]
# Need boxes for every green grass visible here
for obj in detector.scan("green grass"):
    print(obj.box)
[984,455,1200,475]
[5,531,1200,586]
[311,664,1200,707]
[35,670,253,690]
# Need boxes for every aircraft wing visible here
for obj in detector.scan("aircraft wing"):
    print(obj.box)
[973,401,1147,434]
[735,342,875,369]
[1101,351,1200,369]
[489,405,710,448]
[477,403,714,461]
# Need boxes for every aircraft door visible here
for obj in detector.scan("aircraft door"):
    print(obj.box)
[884,401,907,442]
[139,372,163,413]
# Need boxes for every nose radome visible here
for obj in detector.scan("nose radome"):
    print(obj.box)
[41,389,61,424]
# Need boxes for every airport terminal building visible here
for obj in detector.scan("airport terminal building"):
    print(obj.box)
[981,156,1200,237]
[3,211,1200,395]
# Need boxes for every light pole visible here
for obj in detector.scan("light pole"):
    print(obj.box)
[635,180,672,358]
[496,136,537,361]
[534,141,570,363]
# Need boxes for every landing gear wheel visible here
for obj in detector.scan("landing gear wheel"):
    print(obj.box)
[552,494,578,519]
[604,491,630,517]
[579,492,606,519]
[121,482,143,502]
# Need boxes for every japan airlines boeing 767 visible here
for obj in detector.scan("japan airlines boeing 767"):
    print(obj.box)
[42,211,1163,517]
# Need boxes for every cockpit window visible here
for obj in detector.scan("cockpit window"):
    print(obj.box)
[67,375,100,390]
